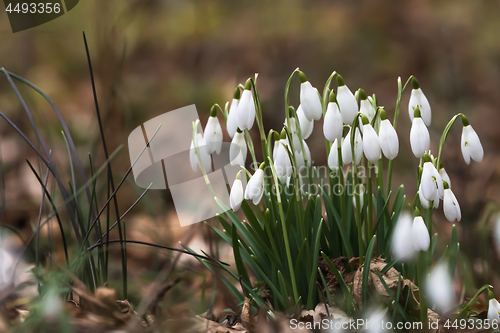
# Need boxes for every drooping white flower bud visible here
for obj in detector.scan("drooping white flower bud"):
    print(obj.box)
[408,78,431,126]
[336,75,358,125]
[229,129,247,167]
[323,91,343,142]
[296,104,314,139]
[378,110,399,160]
[412,214,430,252]
[204,106,223,155]
[328,139,341,170]
[438,166,451,188]
[443,181,461,222]
[244,166,265,205]
[298,71,322,121]
[236,79,256,130]
[230,173,244,211]
[274,130,293,183]
[419,183,439,210]
[190,132,212,173]
[391,212,415,262]
[361,115,381,164]
[358,89,376,122]
[460,115,484,165]
[420,157,444,202]
[409,106,430,158]
[488,291,500,323]
[426,263,454,313]
[226,87,240,138]
[342,127,362,165]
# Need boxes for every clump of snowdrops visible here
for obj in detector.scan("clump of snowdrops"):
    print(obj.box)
[187,68,493,323]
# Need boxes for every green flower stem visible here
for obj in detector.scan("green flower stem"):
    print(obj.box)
[456,284,492,319]
[436,113,465,170]
[386,75,413,197]
[244,130,258,170]
[267,156,299,303]
[249,77,268,164]
[417,251,427,322]
[367,161,373,241]
[351,114,364,263]
[337,143,348,233]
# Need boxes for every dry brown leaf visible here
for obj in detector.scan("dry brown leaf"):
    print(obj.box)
[240,297,255,330]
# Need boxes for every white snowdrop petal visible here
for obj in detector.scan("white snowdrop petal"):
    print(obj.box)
[412,216,430,252]
[410,118,430,158]
[337,85,358,125]
[230,179,244,211]
[297,105,314,139]
[324,102,343,142]
[409,88,431,126]
[362,124,381,164]
[226,98,239,138]
[300,82,322,121]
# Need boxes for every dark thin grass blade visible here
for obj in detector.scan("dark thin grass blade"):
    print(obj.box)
[1,69,81,239]
[374,269,410,322]
[24,160,70,268]
[91,184,152,248]
[87,239,228,265]
[35,168,50,271]
[82,31,126,296]
[80,123,162,253]
[6,70,93,209]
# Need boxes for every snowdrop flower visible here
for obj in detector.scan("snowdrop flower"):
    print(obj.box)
[391,212,415,262]
[298,71,322,121]
[461,115,484,165]
[236,79,256,130]
[358,89,376,122]
[361,115,381,164]
[244,164,265,205]
[328,139,341,170]
[342,127,362,165]
[420,156,444,202]
[426,263,454,313]
[378,109,399,160]
[443,181,461,222]
[190,132,212,173]
[296,105,314,139]
[439,165,451,188]
[336,75,358,125]
[272,132,280,161]
[488,290,500,323]
[419,183,439,209]
[409,106,430,158]
[204,106,223,155]
[412,214,430,252]
[226,87,240,138]
[230,172,244,211]
[323,91,343,142]
[229,128,247,167]
[274,131,293,183]
[408,78,431,126]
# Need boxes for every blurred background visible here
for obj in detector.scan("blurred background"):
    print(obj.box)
[1,0,500,318]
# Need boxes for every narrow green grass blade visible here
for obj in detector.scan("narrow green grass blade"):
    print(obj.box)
[232,225,251,289]
[318,267,333,307]
[321,188,354,259]
[362,235,376,308]
[307,219,324,309]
